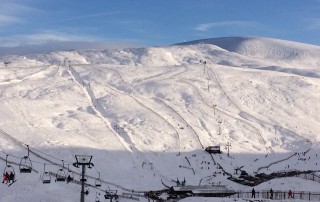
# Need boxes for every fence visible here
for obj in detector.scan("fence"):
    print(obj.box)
[297,173,320,183]
[229,190,320,201]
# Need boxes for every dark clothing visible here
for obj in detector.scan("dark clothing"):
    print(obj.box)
[67,175,72,183]
[270,188,274,199]
[252,188,256,198]
[2,172,9,184]
[9,172,14,182]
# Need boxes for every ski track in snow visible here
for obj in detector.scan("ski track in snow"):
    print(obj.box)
[67,65,136,155]
[180,64,313,173]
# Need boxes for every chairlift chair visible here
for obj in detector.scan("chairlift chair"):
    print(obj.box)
[19,156,32,173]
[3,155,15,182]
[80,174,88,182]
[42,164,51,184]
[56,168,66,182]
[95,172,102,187]
[84,185,90,195]
[95,192,100,202]
[42,172,51,184]
[95,178,102,187]
[104,190,118,200]
[56,160,67,182]
[66,164,74,181]
[19,145,32,173]
[67,171,74,182]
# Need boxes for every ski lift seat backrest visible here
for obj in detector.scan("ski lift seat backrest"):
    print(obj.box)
[4,165,15,175]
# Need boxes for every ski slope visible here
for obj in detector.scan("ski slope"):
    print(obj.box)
[0,37,320,201]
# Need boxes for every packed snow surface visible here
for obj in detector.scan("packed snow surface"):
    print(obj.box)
[0,37,320,201]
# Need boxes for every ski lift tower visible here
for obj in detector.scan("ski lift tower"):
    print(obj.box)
[73,155,94,202]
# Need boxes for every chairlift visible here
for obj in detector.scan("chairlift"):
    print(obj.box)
[4,155,15,174]
[104,190,118,200]
[66,164,74,181]
[19,145,32,173]
[80,173,88,182]
[95,192,100,202]
[84,185,90,195]
[95,172,102,187]
[56,160,66,182]
[42,164,51,184]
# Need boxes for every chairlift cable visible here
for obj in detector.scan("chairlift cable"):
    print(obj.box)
[30,147,73,164]
[0,149,21,159]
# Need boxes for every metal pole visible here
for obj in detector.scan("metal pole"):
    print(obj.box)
[226,141,231,157]
[213,104,217,115]
[218,120,222,135]
[81,165,86,202]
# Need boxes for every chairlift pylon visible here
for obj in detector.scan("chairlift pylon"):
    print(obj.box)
[42,164,51,184]
[19,145,32,173]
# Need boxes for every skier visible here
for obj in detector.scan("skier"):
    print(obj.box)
[288,190,293,198]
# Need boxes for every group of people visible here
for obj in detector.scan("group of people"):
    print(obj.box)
[251,188,294,199]
[2,172,15,184]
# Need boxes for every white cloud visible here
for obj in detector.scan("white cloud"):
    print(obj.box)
[0,31,142,56]
[0,2,40,27]
[1,2,40,14]
[194,21,260,31]
[0,14,21,26]
[0,32,101,48]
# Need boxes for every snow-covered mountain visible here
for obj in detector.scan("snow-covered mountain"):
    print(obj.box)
[0,37,320,202]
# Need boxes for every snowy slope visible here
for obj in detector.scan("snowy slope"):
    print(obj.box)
[0,37,320,202]
[177,37,320,69]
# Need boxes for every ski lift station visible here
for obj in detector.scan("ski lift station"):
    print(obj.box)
[205,145,222,154]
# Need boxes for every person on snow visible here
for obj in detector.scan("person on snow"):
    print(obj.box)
[288,190,293,198]
[251,188,256,198]
[270,188,274,199]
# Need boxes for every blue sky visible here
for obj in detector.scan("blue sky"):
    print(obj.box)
[0,0,319,55]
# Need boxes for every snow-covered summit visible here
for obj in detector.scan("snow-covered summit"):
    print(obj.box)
[177,37,320,68]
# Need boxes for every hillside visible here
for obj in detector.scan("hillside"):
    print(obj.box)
[0,37,320,201]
